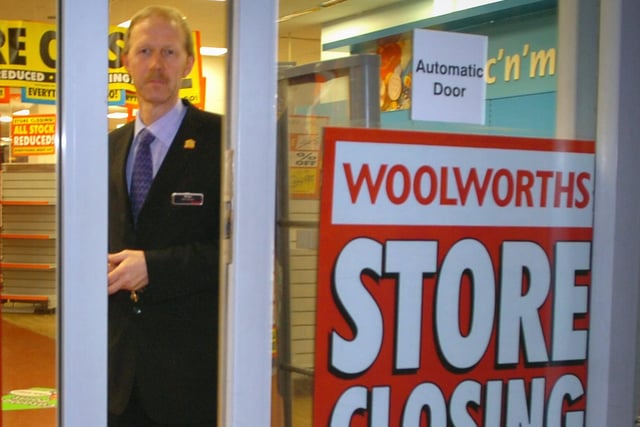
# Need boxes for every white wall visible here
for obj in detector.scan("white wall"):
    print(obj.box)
[321,0,503,47]
[202,56,227,115]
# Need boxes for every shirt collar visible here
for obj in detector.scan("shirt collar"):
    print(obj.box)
[134,99,186,148]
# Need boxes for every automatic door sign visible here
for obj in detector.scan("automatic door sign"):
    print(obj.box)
[411,29,488,124]
[313,127,594,427]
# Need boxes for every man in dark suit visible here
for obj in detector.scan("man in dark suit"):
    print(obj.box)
[107,6,220,426]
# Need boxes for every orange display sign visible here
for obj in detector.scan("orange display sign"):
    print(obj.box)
[0,86,10,103]
[11,114,56,156]
[314,128,594,426]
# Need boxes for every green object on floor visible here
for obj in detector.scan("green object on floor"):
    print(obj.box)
[2,387,57,411]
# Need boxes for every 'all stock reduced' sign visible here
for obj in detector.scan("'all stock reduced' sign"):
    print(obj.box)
[313,128,594,426]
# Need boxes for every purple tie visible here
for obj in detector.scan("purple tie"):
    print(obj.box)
[130,128,155,220]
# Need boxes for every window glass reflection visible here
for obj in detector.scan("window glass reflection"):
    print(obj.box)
[273,1,597,426]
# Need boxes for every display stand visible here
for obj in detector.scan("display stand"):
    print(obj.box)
[0,163,56,312]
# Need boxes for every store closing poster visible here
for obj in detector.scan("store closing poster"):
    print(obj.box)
[313,128,594,426]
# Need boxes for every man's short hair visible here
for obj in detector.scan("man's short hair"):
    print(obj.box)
[123,5,194,57]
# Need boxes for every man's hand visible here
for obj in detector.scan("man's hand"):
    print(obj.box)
[107,249,149,295]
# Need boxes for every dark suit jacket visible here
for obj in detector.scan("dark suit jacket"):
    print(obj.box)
[108,100,221,424]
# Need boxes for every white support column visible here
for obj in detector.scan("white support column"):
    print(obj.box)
[57,0,109,425]
[588,0,640,425]
[222,0,278,425]
[555,0,598,140]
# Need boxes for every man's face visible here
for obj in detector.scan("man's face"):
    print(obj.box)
[123,15,194,108]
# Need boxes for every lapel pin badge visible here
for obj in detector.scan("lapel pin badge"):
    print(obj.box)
[184,138,196,149]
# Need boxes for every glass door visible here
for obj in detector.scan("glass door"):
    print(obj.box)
[269,1,627,426]
[1,2,59,425]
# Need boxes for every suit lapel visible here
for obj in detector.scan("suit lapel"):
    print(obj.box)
[112,125,135,224]
[113,126,134,188]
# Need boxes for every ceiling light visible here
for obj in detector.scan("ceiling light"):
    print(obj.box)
[319,0,347,7]
[107,112,129,119]
[278,0,348,22]
[278,10,315,22]
[200,46,227,56]
[13,109,30,116]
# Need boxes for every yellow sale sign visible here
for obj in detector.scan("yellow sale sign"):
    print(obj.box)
[0,20,204,106]
[12,114,56,156]
[0,20,57,88]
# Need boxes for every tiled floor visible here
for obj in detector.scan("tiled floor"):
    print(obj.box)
[1,312,56,339]
[1,312,57,427]
[1,309,314,426]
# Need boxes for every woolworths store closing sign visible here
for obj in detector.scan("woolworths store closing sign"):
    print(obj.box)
[313,127,594,426]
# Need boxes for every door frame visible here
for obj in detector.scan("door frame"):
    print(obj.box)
[54,0,640,425]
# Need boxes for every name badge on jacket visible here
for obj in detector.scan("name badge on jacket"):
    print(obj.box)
[172,192,204,206]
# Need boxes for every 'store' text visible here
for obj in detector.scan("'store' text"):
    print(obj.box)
[326,237,590,425]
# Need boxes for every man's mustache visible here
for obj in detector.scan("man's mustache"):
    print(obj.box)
[143,72,168,83]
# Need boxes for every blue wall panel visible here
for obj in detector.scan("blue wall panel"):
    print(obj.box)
[486,92,556,137]
[381,91,556,138]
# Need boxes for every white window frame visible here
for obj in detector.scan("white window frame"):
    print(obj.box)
[57,0,108,425]
[54,0,640,425]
